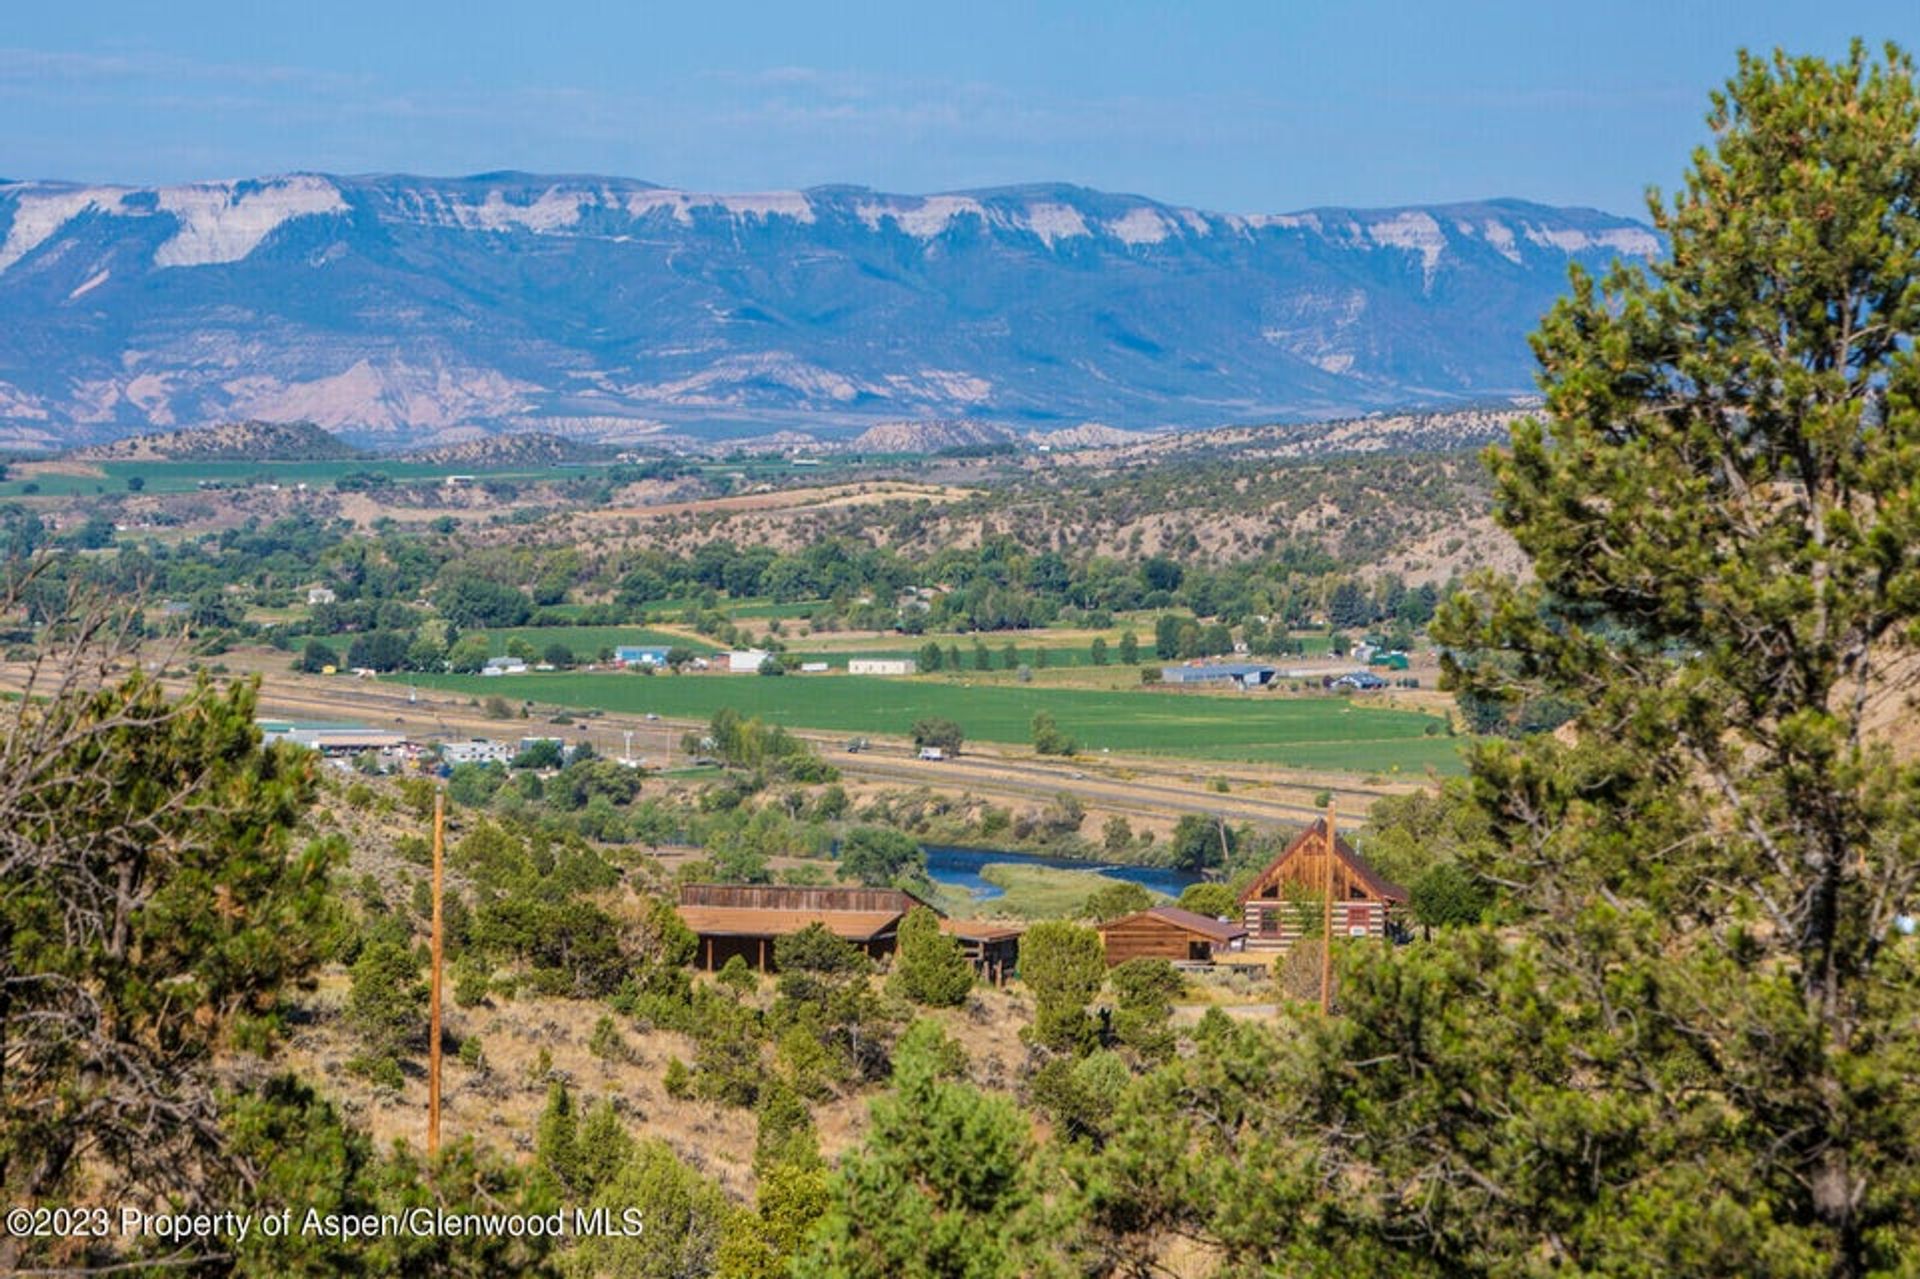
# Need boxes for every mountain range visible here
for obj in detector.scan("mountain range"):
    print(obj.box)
[0,173,1660,449]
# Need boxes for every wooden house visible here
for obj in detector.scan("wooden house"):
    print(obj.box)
[676,883,936,971]
[1098,905,1249,965]
[1237,817,1407,950]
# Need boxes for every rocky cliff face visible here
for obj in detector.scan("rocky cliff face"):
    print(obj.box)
[0,173,1658,447]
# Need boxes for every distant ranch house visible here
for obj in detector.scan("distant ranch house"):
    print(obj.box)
[1159,662,1277,689]
[1237,817,1408,950]
[676,883,1019,978]
[1097,905,1248,965]
[848,657,918,676]
[614,645,671,668]
[305,585,337,606]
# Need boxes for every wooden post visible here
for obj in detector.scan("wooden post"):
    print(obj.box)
[427,789,445,1157]
[1319,800,1336,1015]
[758,938,767,972]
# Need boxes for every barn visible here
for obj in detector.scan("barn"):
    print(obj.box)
[1237,816,1407,950]
[1098,905,1249,965]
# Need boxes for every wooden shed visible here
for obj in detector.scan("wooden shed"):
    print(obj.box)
[1236,817,1407,951]
[940,918,1024,985]
[675,883,939,971]
[1098,905,1249,966]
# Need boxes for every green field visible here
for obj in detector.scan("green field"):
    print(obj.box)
[397,669,1461,772]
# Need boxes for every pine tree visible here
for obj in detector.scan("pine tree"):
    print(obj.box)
[888,906,975,1007]
[1018,921,1106,1054]
[1070,44,1920,1279]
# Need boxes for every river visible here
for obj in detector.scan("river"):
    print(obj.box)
[923,844,1200,903]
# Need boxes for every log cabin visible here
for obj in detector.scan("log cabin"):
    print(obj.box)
[1097,904,1249,965]
[1237,816,1407,951]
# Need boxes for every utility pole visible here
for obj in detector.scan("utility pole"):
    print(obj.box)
[428,788,445,1157]
[1319,799,1336,1015]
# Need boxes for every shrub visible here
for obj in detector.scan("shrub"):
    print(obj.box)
[588,1013,635,1064]
[663,1057,694,1100]
[717,953,758,994]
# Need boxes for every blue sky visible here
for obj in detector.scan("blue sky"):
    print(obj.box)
[3,2,1915,216]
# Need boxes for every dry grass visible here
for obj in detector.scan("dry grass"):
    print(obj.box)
[278,966,1038,1203]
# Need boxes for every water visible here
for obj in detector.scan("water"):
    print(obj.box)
[923,844,1200,902]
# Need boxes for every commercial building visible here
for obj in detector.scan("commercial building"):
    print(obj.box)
[614,645,672,667]
[257,721,407,755]
[848,657,918,676]
[726,649,772,673]
[1158,662,1277,688]
[440,739,514,766]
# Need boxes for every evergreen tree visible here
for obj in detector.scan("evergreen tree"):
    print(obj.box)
[345,940,428,1085]
[1068,45,1920,1279]
[0,669,344,1273]
[569,1140,734,1279]
[797,1022,1043,1277]
[535,1081,580,1194]
[889,906,975,1007]
[1018,921,1106,1054]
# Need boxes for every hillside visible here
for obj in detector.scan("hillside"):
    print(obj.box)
[69,419,360,461]
[848,420,1018,453]
[0,174,1658,445]
[395,431,616,467]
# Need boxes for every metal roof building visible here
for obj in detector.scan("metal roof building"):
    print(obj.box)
[1159,662,1278,688]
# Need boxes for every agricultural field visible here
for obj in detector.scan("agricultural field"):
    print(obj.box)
[397,668,1461,772]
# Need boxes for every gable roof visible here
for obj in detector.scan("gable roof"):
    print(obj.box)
[1100,904,1249,943]
[1237,817,1409,905]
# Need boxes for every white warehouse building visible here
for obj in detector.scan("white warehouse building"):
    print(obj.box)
[848,658,918,676]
